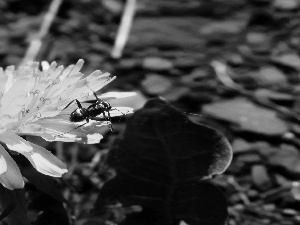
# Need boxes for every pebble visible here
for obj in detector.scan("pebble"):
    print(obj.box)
[282,208,298,217]
[231,138,252,153]
[274,0,300,10]
[246,32,268,46]
[162,86,189,101]
[268,144,300,174]
[258,66,287,85]
[236,153,261,163]
[142,57,173,71]
[181,68,209,86]
[118,58,141,69]
[200,19,245,36]
[141,73,173,95]
[247,189,259,199]
[254,89,293,104]
[263,204,276,211]
[233,203,245,211]
[226,53,244,66]
[173,57,199,69]
[294,216,300,223]
[273,53,300,70]
[291,181,300,201]
[251,165,272,191]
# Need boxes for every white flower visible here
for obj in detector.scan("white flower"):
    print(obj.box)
[0,59,134,189]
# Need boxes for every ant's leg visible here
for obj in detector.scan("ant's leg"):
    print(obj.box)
[85,84,100,102]
[103,111,113,132]
[92,92,99,101]
[90,115,113,132]
[73,99,90,123]
[55,122,88,137]
[110,108,126,121]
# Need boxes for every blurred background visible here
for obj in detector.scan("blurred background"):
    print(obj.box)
[2,0,300,224]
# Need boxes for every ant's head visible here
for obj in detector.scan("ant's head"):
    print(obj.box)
[99,100,112,110]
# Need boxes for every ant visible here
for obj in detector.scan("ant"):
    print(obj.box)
[58,92,115,136]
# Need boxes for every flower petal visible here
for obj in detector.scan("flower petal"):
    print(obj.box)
[43,133,103,144]
[0,144,24,190]
[0,133,33,153]
[0,67,8,95]
[0,133,67,177]
[19,124,44,134]
[21,142,68,177]
[109,107,134,117]
[0,154,7,174]
[32,118,105,144]
[33,118,106,133]
[98,92,137,99]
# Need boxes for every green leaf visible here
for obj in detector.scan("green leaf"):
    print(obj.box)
[0,185,29,225]
[29,193,70,225]
[13,153,67,204]
[20,164,67,204]
[95,98,232,225]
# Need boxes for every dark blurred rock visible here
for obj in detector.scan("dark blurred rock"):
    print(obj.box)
[249,0,272,6]
[247,10,278,28]
[200,19,246,36]
[180,68,209,86]
[173,57,199,69]
[162,86,189,102]
[137,0,203,16]
[129,17,207,51]
[236,153,262,163]
[183,90,217,105]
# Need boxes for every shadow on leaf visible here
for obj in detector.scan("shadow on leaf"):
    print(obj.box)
[94,97,232,225]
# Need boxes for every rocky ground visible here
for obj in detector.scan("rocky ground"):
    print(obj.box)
[2,0,300,224]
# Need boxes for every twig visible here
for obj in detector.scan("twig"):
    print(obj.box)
[111,0,136,59]
[227,176,284,221]
[211,61,243,91]
[227,176,251,206]
[20,0,63,67]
